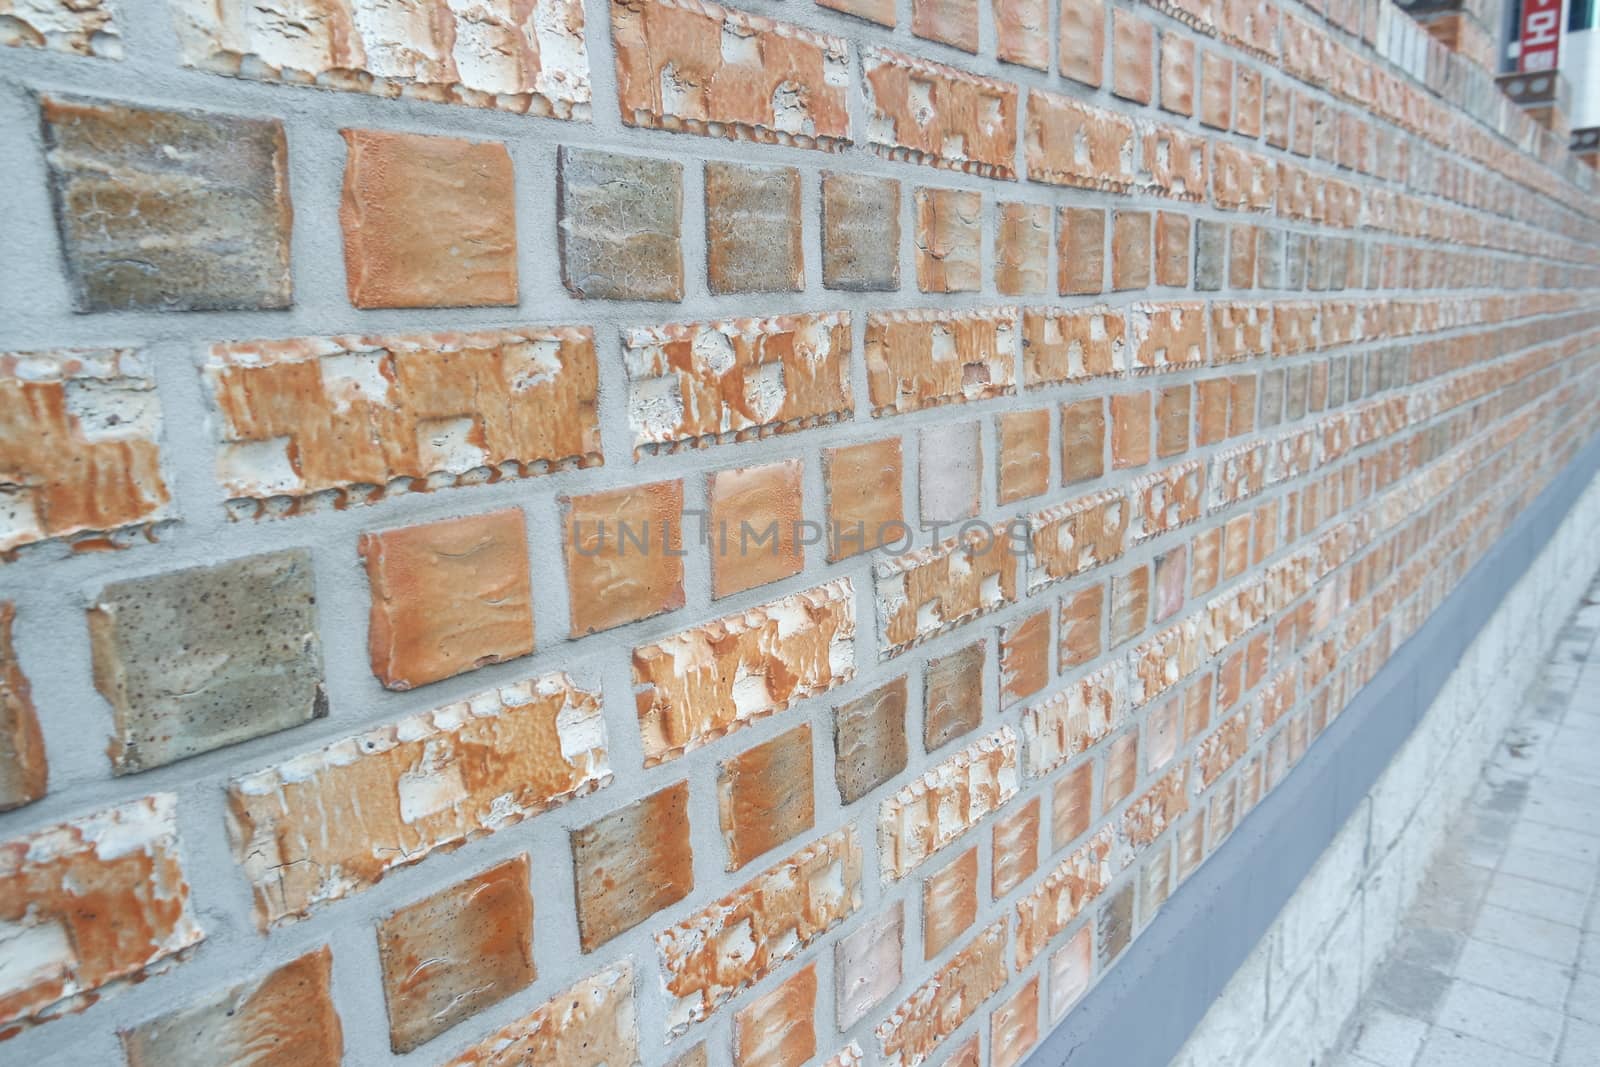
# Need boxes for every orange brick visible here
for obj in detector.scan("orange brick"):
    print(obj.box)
[863,47,1019,177]
[1055,207,1105,295]
[1122,764,1189,850]
[1052,760,1095,848]
[1111,391,1151,469]
[998,409,1051,503]
[572,784,695,953]
[1061,398,1107,484]
[1112,11,1153,104]
[912,0,977,51]
[1027,490,1129,590]
[1154,212,1190,286]
[1021,664,1121,776]
[865,308,1017,416]
[1025,307,1126,386]
[361,508,534,690]
[635,581,855,764]
[564,481,685,635]
[0,603,46,812]
[992,795,1041,896]
[1160,32,1196,115]
[915,187,982,294]
[1200,51,1232,129]
[719,725,815,870]
[1060,583,1105,668]
[612,0,849,148]
[996,201,1050,296]
[991,976,1040,1067]
[1111,209,1152,291]
[876,921,1007,1067]
[445,963,638,1066]
[709,460,805,598]
[923,846,979,959]
[825,438,905,562]
[821,0,894,24]
[1026,89,1135,190]
[1058,0,1105,86]
[1130,302,1207,371]
[880,727,1020,880]
[735,963,818,1067]
[999,609,1051,706]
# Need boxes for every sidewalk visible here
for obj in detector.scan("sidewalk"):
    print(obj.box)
[1329,572,1600,1067]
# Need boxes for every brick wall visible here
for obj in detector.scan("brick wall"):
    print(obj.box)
[1,0,1598,1065]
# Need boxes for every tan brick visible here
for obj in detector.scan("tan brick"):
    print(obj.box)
[1055,207,1105,295]
[1052,760,1095,848]
[824,437,905,562]
[924,640,986,752]
[1211,303,1272,362]
[171,0,591,117]
[624,313,853,456]
[1025,89,1135,191]
[1061,397,1106,485]
[444,963,638,1066]
[875,529,1020,656]
[0,604,45,811]
[998,409,1051,504]
[1155,212,1190,286]
[1021,664,1123,776]
[720,725,815,870]
[735,963,817,1067]
[1157,385,1192,459]
[572,783,694,952]
[361,509,533,690]
[834,678,910,804]
[1027,490,1129,591]
[876,920,1008,1067]
[836,900,903,1028]
[1110,391,1151,470]
[0,795,203,1032]
[340,129,518,309]
[709,460,806,598]
[205,328,601,515]
[912,0,977,50]
[879,727,1020,880]
[819,0,895,25]
[999,609,1050,706]
[121,949,341,1067]
[227,673,608,928]
[1023,307,1126,387]
[1200,51,1232,129]
[923,846,978,958]
[657,827,862,1034]
[1110,565,1150,646]
[992,795,1041,896]
[865,308,1017,416]
[379,856,535,1052]
[995,202,1050,296]
[1059,584,1105,668]
[634,580,855,764]
[991,976,1040,1067]
[1,349,170,551]
[995,0,1049,69]
[1015,827,1114,969]
[612,0,849,148]
[863,47,1019,177]
[1058,0,1105,86]
[706,162,804,294]
[1112,10,1153,104]
[564,481,685,635]
[915,187,982,294]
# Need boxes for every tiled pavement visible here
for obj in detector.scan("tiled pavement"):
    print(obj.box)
[1329,571,1600,1067]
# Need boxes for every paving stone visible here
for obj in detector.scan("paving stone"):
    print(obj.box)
[1348,1008,1428,1067]
[558,147,683,301]
[1451,937,1572,1007]
[1559,1018,1600,1065]
[1471,902,1581,966]
[1435,982,1561,1060]
[1485,872,1589,928]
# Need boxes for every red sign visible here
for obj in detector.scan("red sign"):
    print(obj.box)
[1519,0,1562,72]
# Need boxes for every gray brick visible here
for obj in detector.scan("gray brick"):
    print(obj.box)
[705,161,803,294]
[558,147,684,302]
[1195,219,1227,291]
[822,172,901,292]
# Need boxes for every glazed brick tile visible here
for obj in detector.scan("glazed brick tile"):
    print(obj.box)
[865,308,1017,416]
[991,976,1040,1067]
[612,0,849,148]
[706,162,805,294]
[1052,760,1095,848]
[170,0,591,117]
[735,963,817,1067]
[995,0,1049,69]
[572,783,694,952]
[120,948,341,1067]
[634,580,855,764]
[1160,32,1196,115]
[227,672,608,928]
[923,640,985,751]
[708,460,805,597]
[624,313,853,455]
[825,437,905,560]
[1060,583,1106,668]
[992,795,1041,896]
[836,900,903,1027]
[914,187,983,294]
[657,827,861,1035]
[919,421,981,524]
[1112,10,1154,104]
[40,95,291,312]
[1155,212,1191,286]
[912,0,977,51]
[89,550,325,774]
[443,963,638,1065]
[999,609,1050,706]
[0,795,203,1034]
[1014,827,1114,969]
[874,529,1020,655]
[996,202,1050,296]
[4,0,118,55]
[1112,210,1152,291]
[823,173,901,292]
[1025,89,1135,191]
[1021,664,1122,776]
[564,480,685,635]
[1056,207,1106,295]
[922,846,979,958]
[378,856,535,1052]
[1,349,170,552]
[834,678,910,804]
[1025,307,1127,386]
[719,725,815,869]
[1058,0,1105,86]
[998,409,1051,503]
[558,148,683,301]
[862,47,1019,177]
[204,327,601,515]
[1049,927,1093,1021]
[361,509,533,690]
[0,604,45,812]
[340,129,517,309]
[877,921,1007,1067]
[879,726,1020,880]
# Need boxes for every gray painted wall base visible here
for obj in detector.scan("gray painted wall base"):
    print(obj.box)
[1026,432,1600,1067]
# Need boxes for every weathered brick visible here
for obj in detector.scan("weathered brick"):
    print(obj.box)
[1056,207,1106,295]
[991,975,1040,1067]
[2,0,118,55]
[1129,302,1208,370]
[865,308,1017,416]
[709,460,806,597]
[1160,32,1196,115]
[227,672,608,928]
[634,580,855,763]
[564,481,685,635]
[720,725,815,869]
[834,678,910,804]
[998,409,1051,504]
[0,604,44,812]
[1098,880,1133,966]
[995,0,1049,69]
[1027,490,1129,590]
[1,349,170,552]
[1021,664,1123,776]
[836,900,903,1027]
[825,437,905,560]
[876,920,1008,1067]
[361,509,532,689]
[822,173,901,292]
[378,856,535,1052]
[923,846,978,958]
[863,47,1019,177]
[558,148,683,301]
[1112,11,1154,104]
[444,963,638,1066]
[90,550,324,774]
[340,129,517,309]
[657,827,862,1034]
[992,795,1041,896]
[1024,306,1126,386]
[121,948,341,1067]
[1026,90,1135,191]
[171,0,591,117]
[40,95,291,312]
[1139,123,1208,199]
[0,795,203,1032]
[572,782,694,951]
[879,727,1020,880]
[1052,760,1095,847]
[1112,210,1152,291]
[915,187,982,294]
[1121,764,1188,850]
[875,530,1020,656]
[999,609,1050,706]
[996,202,1050,296]
[706,162,804,294]
[1015,827,1114,968]
[735,963,817,1067]
[204,327,601,515]
[1058,0,1105,86]
[924,640,985,751]
[919,422,981,524]
[1049,926,1092,1020]
[612,0,849,148]
[625,313,853,455]
[912,0,977,50]
[1211,302,1272,362]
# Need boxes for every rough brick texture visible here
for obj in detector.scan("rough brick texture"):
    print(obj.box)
[4,0,1600,1062]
